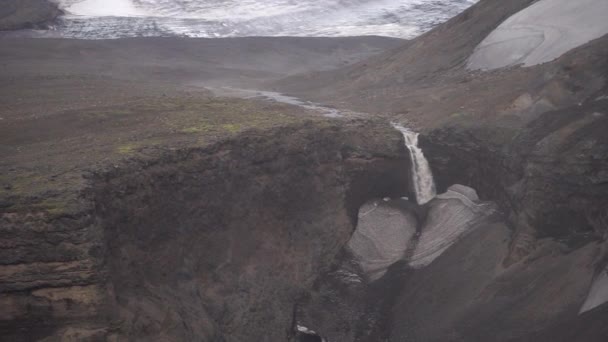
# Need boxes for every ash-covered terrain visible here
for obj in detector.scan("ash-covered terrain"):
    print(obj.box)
[1,0,608,341]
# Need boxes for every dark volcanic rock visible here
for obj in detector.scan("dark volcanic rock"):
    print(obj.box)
[270,0,608,340]
[0,120,411,341]
[0,0,62,31]
[421,98,608,261]
[388,222,601,342]
[519,302,608,342]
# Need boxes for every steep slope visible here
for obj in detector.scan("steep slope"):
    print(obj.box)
[274,0,607,127]
[273,0,536,105]
[2,0,608,340]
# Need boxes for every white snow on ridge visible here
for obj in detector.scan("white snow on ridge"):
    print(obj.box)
[468,0,608,70]
[63,0,148,17]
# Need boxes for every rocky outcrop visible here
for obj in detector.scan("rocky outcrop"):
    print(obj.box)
[270,0,608,339]
[0,120,411,341]
[358,93,608,342]
[294,183,605,342]
[388,221,602,342]
[294,184,497,341]
[421,98,608,262]
[348,185,496,281]
[0,0,62,31]
[348,198,418,281]
[409,184,496,268]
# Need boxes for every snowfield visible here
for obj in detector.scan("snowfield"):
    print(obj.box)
[468,0,608,70]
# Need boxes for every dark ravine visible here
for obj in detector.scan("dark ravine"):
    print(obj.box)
[0,121,411,341]
[2,0,608,340]
[267,0,608,339]
[273,0,608,283]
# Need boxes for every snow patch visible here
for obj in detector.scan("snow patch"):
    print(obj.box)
[468,0,608,70]
[64,0,148,17]
[580,268,608,314]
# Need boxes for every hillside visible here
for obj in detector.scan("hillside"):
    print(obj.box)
[1,0,608,341]
[0,0,61,31]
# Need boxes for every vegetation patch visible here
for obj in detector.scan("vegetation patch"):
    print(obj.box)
[117,143,138,154]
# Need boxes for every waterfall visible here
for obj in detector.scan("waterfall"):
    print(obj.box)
[392,123,437,205]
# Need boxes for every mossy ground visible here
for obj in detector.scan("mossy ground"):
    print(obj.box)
[0,91,315,216]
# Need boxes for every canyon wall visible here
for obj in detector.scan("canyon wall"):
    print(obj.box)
[421,98,608,262]
[0,121,410,341]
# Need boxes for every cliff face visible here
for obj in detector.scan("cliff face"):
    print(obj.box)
[422,98,608,262]
[387,109,608,339]
[274,0,608,260]
[265,1,608,336]
[0,121,410,341]
[2,0,608,340]
[0,0,61,31]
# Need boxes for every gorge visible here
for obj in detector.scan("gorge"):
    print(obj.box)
[1,0,608,341]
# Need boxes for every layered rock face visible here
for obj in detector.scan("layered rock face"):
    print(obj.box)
[422,98,608,259]
[275,0,608,339]
[388,220,601,342]
[348,184,496,280]
[2,0,608,340]
[395,98,608,340]
[294,184,497,341]
[0,121,410,341]
[348,198,418,281]
[409,184,496,268]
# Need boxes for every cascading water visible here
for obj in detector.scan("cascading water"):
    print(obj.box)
[392,123,436,205]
